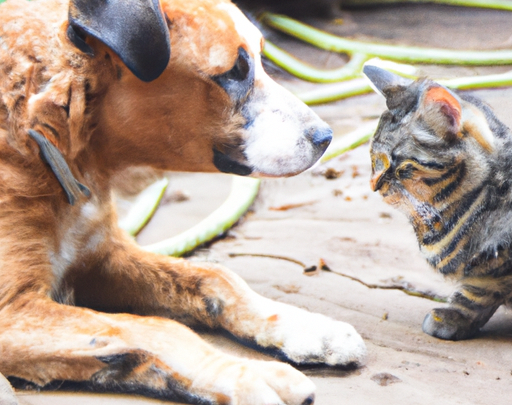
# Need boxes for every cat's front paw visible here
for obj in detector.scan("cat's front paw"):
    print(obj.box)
[422,308,478,340]
[257,306,366,367]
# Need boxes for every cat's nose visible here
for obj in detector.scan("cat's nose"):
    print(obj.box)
[370,170,386,191]
[370,153,391,191]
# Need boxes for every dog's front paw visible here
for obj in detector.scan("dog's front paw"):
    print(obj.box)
[202,358,315,405]
[256,304,366,367]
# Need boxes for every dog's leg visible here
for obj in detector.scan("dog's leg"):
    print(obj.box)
[72,232,366,367]
[0,293,314,405]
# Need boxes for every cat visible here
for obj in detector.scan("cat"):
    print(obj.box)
[364,65,512,340]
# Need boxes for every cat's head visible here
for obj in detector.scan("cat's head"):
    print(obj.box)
[363,66,495,230]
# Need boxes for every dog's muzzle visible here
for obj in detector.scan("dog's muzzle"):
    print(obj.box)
[210,46,333,178]
[212,125,332,177]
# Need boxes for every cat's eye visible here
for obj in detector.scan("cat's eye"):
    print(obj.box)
[395,162,416,180]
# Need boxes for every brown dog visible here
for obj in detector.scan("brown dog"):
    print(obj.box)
[0,0,366,403]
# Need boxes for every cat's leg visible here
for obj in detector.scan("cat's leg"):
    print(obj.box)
[422,281,503,340]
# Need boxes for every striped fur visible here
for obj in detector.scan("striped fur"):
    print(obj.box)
[366,68,512,340]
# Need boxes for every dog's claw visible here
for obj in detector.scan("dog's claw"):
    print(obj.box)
[28,129,91,205]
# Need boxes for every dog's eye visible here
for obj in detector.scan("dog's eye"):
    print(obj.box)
[226,49,250,82]
[212,47,254,104]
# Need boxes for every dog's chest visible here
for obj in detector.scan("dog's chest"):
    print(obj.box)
[50,200,106,291]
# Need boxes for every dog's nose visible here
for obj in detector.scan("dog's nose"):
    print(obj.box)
[309,127,333,149]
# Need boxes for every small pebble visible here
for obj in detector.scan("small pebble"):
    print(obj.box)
[371,372,402,386]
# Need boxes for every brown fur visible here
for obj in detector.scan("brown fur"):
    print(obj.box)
[0,0,364,403]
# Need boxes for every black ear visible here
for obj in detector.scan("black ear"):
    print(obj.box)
[68,0,171,82]
[363,65,419,112]
[363,65,413,97]
[363,65,414,97]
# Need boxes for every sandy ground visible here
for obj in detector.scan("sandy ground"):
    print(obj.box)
[11,3,512,405]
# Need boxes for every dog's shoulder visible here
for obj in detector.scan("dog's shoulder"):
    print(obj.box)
[0,1,88,198]
[0,0,70,138]
[0,0,110,161]
[0,0,67,64]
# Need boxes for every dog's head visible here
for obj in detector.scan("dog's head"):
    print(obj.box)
[68,0,331,177]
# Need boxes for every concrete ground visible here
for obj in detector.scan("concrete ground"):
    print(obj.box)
[12,3,512,405]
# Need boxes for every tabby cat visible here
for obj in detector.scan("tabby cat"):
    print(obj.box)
[364,65,512,340]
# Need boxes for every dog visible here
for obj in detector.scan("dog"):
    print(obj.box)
[0,0,366,403]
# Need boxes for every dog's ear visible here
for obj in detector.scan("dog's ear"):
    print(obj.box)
[68,0,171,82]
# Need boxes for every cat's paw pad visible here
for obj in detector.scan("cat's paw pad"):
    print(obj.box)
[422,308,477,340]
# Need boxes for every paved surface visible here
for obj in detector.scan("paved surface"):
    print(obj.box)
[11,3,512,405]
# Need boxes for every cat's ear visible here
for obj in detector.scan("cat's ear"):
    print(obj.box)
[420,86,462,140]
[363,65,415,110]
[461,102,495,152]
[420,86,494,150]
[363,65,413,95]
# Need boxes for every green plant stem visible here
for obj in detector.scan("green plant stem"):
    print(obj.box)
[263,13,512,66]
[343,0,512,10]
[141,177,260,256]
[321,121,378,162]
[439,69,512,89]
[264,41,369,82]
[118,178,169,236]
[298,78,373,105]
[297,68,512,105]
